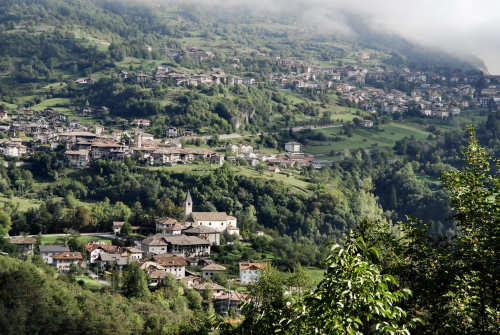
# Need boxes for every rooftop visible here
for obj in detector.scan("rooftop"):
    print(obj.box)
[191,212,234,222]
[52,252,83,261]
[39,245,70,253]
[201,263,227,271]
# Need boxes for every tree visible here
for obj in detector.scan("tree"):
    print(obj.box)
[290,237,417,335]
[0,209,11,237]
[123,263,150,298]
[440,127,499,334]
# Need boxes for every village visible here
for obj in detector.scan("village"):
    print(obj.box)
[0,101,317,172]
[5,191,267,316]
[72,47,500,120]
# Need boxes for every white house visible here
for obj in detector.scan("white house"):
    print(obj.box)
[52,252,83,272]
[239,262,267,284]
[284,141,302,153]
[152,254,188,279]
[86,243,121,263]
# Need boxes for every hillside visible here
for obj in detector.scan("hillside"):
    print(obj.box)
[0,0,484,133]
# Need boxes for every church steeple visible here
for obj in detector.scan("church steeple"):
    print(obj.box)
[184,191,193,221]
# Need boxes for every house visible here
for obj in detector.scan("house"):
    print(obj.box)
[284,142,302,153]
[184,191,238,233]
[183,226,221,246]
[201,263,227,280]
[192,281,226,298]
[65,150,90,167]
[52,252,83,272]
[123,247,143,262]
[167,127,178,138]
[131,119,151,127]
[213,292,249,316]
[141,234,210,258]
[148,270,171,286]
[1,140,27,158]
[9,236,36,255]
[86,243,121,263]
[226,225,240,236]
[113,221,125,235]
[156,217,183,235]
[39,245,70,264]
[152,254,188,279]
[98,253,129,271]
[361,120,374,128]
[239,262,267,284]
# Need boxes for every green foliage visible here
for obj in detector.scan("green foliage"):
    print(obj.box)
[440,127,499,334]
[122,263,150,299]
[0,209,11,236]
[294,238,415,335]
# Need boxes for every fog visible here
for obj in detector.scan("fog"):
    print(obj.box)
[145,0,500,73]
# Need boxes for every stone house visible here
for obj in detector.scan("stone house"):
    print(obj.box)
[9,236,36,255]
[201,263,227,280]
[183,226,221,246]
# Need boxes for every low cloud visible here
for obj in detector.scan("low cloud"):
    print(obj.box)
[146,0,500,73]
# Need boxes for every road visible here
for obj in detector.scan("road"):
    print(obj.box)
[8,232,118,240]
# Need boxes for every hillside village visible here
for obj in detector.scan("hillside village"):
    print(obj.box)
[2,48,499,172]
[6,191,265,316]
[72,47,500,120]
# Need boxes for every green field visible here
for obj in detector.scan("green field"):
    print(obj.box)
[74,276,108,290]
[31,98,72,112]
[303,122,432,158]
[39,235,111,245]
[304,267,325,285]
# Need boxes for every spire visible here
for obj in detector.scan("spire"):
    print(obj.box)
[184,190,193,222]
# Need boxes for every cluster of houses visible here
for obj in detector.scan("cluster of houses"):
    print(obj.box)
[120,66,255,88]
[6,192,265,315]
[267,56,497,119]
[227,141,315,170]
[0,107,223,167]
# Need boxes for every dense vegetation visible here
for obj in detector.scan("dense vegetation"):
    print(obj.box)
[221,130,499,334]
[0,255,215,334]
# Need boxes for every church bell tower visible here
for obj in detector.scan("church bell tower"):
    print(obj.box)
[184,190,193,221]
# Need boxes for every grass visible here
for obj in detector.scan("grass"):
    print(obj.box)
[303,122,432,158]
[75,276,108,290]
[304,266,325,285]
[234,167,312,194]
[0,196,42,211]
[31,98,72,112]
[39,235,111,245]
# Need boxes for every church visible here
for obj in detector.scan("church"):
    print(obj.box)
[184,191,240,235]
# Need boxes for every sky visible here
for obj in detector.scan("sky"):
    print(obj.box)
[176,0,500,74]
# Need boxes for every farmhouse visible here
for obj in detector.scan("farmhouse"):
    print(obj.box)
[9,236,36,255]
[239,262,267,284]
[141,234,210,258]
[201,263,227,280]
